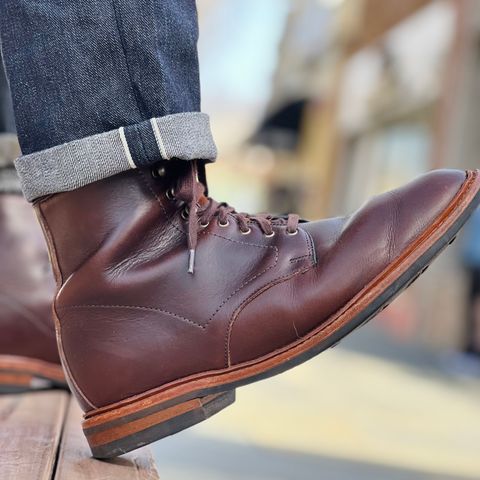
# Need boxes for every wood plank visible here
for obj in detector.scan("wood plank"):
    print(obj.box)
[0,391,69,480]
[54,398,160,480]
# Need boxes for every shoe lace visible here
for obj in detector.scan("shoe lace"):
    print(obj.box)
[172,161,300,273]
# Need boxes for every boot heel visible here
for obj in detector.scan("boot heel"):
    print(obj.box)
[83,390,235,458]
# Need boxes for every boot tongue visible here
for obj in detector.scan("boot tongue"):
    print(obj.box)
[198,193,209,208]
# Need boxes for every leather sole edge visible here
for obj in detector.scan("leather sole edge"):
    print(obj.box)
[85,390,236,458]
[0,354,66,393]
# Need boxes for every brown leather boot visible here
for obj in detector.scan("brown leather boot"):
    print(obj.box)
[0,193,65,392]
[34,162,480,458]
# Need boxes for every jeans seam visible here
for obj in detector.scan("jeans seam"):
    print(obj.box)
[110,0,144,120]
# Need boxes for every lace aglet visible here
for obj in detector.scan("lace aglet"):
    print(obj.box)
[188,249,196,274]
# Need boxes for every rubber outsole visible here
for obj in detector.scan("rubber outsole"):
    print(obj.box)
[87,390,236,458]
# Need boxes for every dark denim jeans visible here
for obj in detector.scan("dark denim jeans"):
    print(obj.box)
[0,0,201,154]
[0,0,217,201]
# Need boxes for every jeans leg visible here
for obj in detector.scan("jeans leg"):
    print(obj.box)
[0,0,216,201]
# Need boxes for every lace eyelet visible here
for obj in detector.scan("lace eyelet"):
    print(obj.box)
[218,219,230,227]
[151,166,166,178]
[200,221,210,228]
[241,227,251,235]
[166,188,176,201]
[286,229,298,236]
[264,231,275,238]
[181,208,189,220]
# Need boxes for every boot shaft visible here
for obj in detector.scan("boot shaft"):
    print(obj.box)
[0,193,58,363]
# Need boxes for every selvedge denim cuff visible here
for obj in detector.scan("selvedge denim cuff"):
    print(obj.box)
[15,112,217,201]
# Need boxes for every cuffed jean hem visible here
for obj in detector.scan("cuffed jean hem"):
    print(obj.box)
[15,112,217,202]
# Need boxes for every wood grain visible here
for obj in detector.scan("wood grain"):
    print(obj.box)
[54,398,160,480]
[0,391,69,480]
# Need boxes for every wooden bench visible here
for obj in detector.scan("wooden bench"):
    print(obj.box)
[0,391,160,479]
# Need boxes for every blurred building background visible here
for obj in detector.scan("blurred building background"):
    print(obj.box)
[151,1,480,479]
